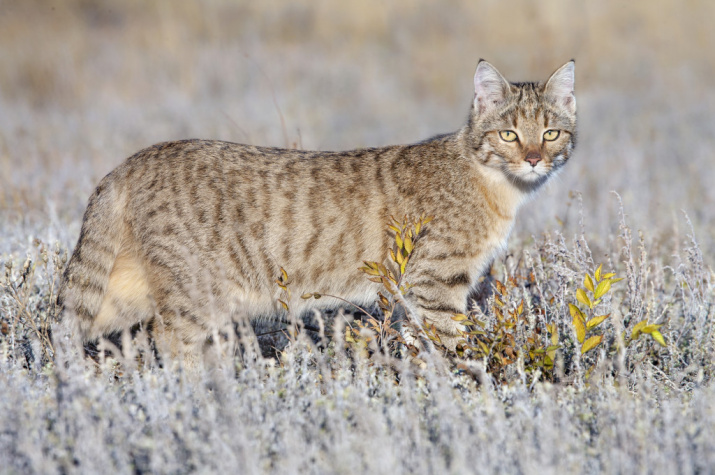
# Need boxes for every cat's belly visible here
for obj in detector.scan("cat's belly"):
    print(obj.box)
[224,278,379,321]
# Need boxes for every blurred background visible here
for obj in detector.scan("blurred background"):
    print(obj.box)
[1,0,714,260]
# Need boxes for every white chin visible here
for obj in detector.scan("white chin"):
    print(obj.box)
[519,169,545,181]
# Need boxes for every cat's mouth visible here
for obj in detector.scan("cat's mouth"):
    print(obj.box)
[519,166,549,181]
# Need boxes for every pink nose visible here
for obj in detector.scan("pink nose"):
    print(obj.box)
[525,151,542,167]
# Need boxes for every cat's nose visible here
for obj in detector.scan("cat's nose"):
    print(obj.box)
[525,151,542,167]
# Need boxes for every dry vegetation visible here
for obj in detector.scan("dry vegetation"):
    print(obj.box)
[1,1,714,473]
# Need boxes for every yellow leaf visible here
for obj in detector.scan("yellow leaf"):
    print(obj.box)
[594,264,603,282]
[581,335,603,354]
[400,260,406,275]
[404,234,414,254]
[568,304,583,320]
[395,232,403,249]
[586,314,610,330]
[477,340,490,355]
[301,293,313,299]
[584,273,595,292]
[423,216,434,225]
[360,265,380,276]
[312,293,322,299]
[573,314,586,343]
[452,314,468,322]
[593,279,612,300]
[495,295,504,307]
[650,330,667,347]
[415,221,422,235]
[280,267,288,282]
[495,280,507,296]
[610,277,624,283]
[388,224,400,234]
[395,248,404,265]
[631,320,648,339]
[278,299,289,311]
[640,324,662,334]
[516,299,524,316]
[602,272,616,279]
[576,289,592,308]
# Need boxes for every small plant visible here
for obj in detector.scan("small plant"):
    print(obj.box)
[355,214,434,354]
[454,279,560,383]
[569,264,666,357]
[0,239,65,364]
[568,264,623,355]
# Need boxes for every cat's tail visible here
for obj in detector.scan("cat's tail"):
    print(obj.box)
[57,174,127,339]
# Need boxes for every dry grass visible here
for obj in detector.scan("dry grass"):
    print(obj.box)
[1,1,714,473]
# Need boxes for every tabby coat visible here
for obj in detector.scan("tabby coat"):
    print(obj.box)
[57,60,576,364]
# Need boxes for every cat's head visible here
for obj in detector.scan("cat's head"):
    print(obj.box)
[465,60,576,191]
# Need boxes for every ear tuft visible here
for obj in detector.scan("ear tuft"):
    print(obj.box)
[545,61,576,114]
[473,61,510,115]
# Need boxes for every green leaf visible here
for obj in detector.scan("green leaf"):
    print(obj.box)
[576,289,592,308]
[650,330,667,347]
[584,273,595,292]
[581,335,603,354]
[594,264,603,282]
[593,279,612,300]
[586,314,610,329]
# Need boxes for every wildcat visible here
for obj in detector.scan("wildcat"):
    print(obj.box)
[57,60,576,365]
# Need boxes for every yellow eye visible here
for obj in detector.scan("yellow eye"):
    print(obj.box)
[499,130,518,142]
[543,130,560,141]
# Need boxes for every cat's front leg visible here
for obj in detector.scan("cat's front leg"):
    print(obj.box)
[404,270,471,352]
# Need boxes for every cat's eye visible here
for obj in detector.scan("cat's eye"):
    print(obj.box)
[543,130,560,141]
[499,130,518,142]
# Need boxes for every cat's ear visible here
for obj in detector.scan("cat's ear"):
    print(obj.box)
[473,60,510,115]
[544,60,576,115]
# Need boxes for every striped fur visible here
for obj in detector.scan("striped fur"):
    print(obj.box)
[57,60,577,364]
